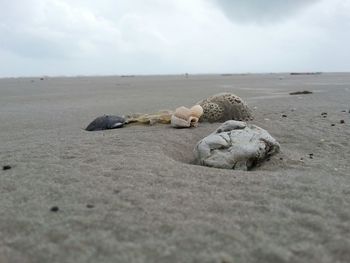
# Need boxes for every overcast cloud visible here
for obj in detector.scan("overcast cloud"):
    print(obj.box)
[214,0,319,23]
[0,0,349,77]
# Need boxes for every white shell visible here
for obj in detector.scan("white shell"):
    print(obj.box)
[171,115,191,128]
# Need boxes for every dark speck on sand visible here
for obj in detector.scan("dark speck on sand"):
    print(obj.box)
[2,165,11,170]
[50,206,59,212]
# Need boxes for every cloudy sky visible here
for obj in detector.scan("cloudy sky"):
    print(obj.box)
[1,0,349,77]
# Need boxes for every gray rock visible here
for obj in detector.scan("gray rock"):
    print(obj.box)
[194,120,280,170]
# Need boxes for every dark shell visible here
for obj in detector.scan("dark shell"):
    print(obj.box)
[85,115,126,131]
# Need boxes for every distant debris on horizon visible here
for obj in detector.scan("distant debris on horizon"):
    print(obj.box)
[290,72,322,76]
[220,73,248,77]
[289,90,313,95]
[221,73,234,76]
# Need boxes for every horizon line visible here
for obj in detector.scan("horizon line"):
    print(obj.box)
[1,71,350,79]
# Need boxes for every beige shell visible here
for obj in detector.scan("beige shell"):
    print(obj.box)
[171,106,201,128]
[189,116,199,127]
[190,105,203,118]
[173,106,192,120]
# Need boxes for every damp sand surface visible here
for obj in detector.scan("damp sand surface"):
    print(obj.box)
[1,73,350,263]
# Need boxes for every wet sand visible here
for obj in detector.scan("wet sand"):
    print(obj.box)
[0,73,350,263]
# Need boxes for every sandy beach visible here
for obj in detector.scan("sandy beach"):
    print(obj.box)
[1,73,349,263]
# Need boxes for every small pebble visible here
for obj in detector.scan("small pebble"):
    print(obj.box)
[279,157,283,160]
[86,204,94,209]
[309,153,314,159]
[2,165,11,170]
[50,206,59,212]
[340,120,345,124]
[331,124,335,126]
[300,157,304,161]
[282,114,287,118]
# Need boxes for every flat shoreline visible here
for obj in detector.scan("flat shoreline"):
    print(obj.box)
[1,73,349,262]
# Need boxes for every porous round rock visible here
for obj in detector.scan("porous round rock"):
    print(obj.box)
[197,93,253,122]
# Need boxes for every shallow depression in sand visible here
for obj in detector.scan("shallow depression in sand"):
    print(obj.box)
[159,134,199,165]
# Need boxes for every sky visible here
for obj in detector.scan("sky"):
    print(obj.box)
[0,0,349,77]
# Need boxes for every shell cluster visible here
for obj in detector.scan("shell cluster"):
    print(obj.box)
[171,105,203,128]
[87,93,252,130]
